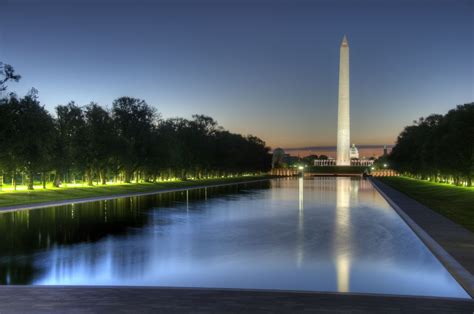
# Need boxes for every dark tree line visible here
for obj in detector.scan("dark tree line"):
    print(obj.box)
[0,66,271,190]
[389,103,473,186]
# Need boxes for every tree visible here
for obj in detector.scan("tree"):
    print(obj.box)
[390,103,473,186]
[84,103,117,184]
[435,104,474,186]
[112,97,157,183]
[2,89,273,188]
[0,63,21,93]
[0,96,20,188]
[303,154,318,166]
[53,102,87,186]
[10,92,55,190]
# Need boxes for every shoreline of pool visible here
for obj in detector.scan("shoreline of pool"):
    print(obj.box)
[0,177,275,214]
[370,178,474,298]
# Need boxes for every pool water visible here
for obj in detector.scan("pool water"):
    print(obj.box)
[0,177,469,298]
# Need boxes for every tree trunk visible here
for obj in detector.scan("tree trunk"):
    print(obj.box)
[27,171,34,190]
[12,171,17,190]
[42,172,47,189]
[100,169,107,185]
[86,169,93,186]
[53,170,62,187]
[124,170,132,183]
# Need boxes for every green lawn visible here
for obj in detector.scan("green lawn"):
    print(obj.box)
[0,175,275,208]
[378,176,474,232]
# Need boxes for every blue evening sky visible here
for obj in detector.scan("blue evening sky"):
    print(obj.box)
[1,0,472,148]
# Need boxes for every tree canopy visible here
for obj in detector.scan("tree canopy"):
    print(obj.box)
[389,103,474,186]
[0,94,271,190]
[0,63,21,93]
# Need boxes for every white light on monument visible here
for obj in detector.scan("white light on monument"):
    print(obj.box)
[337,35,351,166]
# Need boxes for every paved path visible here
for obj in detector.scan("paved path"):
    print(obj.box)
[0,178,272,214]
[0,286,472,313]
[371,178,474,296]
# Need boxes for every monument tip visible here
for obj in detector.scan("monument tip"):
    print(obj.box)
[342,35,348,46]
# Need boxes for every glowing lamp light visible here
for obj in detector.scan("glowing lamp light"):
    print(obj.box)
[298,166,304,170]
[383,163,388,168]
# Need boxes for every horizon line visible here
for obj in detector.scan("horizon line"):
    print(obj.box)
[280,144,393,151]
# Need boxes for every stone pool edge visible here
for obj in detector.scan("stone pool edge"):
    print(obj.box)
[0,286,472,313]
[0,178,274,214]
[369,178,474,298]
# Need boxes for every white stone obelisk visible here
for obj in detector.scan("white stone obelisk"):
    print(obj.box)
[337,35,350,166]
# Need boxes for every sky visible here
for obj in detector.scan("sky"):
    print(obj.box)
[1,0,473,153]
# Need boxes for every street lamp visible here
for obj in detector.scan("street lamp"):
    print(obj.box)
[297,165,304,178]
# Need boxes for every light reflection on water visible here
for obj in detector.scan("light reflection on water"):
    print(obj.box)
[0,177,469,298]
[336,177,351,293]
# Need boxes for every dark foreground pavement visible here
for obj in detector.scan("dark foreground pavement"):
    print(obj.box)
[0,286,472,313]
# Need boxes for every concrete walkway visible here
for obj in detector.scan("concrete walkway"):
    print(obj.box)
[0,286,472,313]
[371,178,474,296]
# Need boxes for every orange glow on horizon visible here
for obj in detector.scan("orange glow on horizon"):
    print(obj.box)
[280,147,392,159]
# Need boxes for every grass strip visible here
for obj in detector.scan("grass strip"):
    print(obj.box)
[378,176,474,232]
[0,175,276,208]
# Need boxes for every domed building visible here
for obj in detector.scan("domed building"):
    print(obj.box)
[349,144,359,159]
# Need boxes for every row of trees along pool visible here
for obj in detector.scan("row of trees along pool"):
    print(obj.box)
[388,103,473,186]
[0,63,272,190]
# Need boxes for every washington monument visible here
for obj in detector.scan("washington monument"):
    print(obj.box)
[337,35,350,166]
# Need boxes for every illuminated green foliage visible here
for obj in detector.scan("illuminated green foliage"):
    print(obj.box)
[0,93,271,190]
[389,103,474,186]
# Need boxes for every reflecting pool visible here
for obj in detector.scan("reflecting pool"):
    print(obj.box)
[0,177,469,298]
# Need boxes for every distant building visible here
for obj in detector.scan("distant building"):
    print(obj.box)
[314,157,336,166]
[315,147,374,166]
[349,144,359,159]
[272,148,299,168]
[272,148,286,168]
[351,157,374,166]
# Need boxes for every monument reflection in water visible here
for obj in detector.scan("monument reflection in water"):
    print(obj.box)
[336,177,351,292]
[0,178,469,298]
